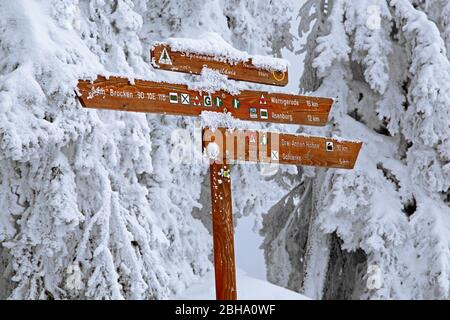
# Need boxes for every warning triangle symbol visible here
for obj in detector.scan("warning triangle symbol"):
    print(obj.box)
[158,47,172,65]
[260,94,267,105]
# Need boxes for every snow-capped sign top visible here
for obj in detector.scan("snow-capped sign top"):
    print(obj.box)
[150,33,289,87]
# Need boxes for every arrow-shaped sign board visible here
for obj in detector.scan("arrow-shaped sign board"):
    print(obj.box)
[150,43,289,86]
[203,127,362,169]
[76,76,334,126]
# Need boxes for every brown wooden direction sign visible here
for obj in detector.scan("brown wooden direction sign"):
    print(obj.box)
[203,128,362,170]
[150,43,289,86]
[76,76,333,126]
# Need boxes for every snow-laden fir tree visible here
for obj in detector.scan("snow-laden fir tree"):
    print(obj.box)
[262,0,450,299]
[0,0,298,299]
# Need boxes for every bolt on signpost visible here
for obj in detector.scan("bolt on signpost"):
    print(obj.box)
[76,41,362,300]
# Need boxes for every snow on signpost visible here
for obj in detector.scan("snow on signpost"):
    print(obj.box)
[75,35,362,301]
[150,33,289,86]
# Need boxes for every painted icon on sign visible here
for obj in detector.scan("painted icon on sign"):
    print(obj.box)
[159,47,172,65]
[249,108,258,119]
[232,98,240,109]
[261,133,268,146]
[273,70,285,82]
[214,97,223,108]
[259,94,267,105]
[326,141,334,152]
[169,92,178,104]
[193,96,201,106]
[204,95,212,107]
[219,168,231,179]
[248,132,257,144]
[271,150,279,161]
[260,109,269,120]
[181,93,190,105]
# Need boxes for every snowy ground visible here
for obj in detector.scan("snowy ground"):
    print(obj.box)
[172,269,310,300]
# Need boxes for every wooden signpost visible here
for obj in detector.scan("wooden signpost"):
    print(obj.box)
[77,76,333,126]
[76,41,362,301]
[151,43,289,86]
[201,128,361,300]
[202,128,362,169]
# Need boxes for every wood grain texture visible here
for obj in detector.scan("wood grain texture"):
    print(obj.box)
[76,76,333,126]
[203,128,363,170]
[150,43,289,86]
[209,162,237,300]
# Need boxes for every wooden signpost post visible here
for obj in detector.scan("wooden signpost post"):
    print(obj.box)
[76,41,362,301]
[151,43,289,86]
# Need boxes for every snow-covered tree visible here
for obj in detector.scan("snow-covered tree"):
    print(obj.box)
[262,0,450,299]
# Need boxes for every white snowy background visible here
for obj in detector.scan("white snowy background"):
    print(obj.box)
[0,0,449,300]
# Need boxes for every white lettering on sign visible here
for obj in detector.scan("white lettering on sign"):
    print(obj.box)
[292,140,305,148]
[307,115,321,123]
[272,113,293,122]
[281,139,290,147]
[257,70,270,79]
[136,91,145,99]
[87,87,106,99]
[209,67,237,76]
[270,97,300,107]
[88,87,160,101]
[146,92,156,100]
[336,144,350,153]
[109,89,133,98]
[281,139,320,150]
[282,153,302,162]
[306,100,319,108]
[306,142,320,149]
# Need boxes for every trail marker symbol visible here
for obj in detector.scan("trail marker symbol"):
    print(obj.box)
[76,39,362,301]
[181,93,190,105]
[232,98,240,110]
[169,92,178,104]
[158,47,172,65]
[260,109,269,119]
[326,141,334,152]
[214,97,223,108]
[204,95,212,107]
[194,96,201,106]
[271,150,279,161]
[260,94,267,105]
